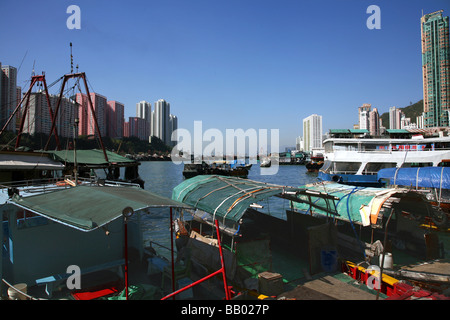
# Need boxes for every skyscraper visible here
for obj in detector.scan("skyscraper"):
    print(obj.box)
[421,10,450,127]
[152,99,171,145]
[389,106,402,129]
[107,101,124,138]
[136,100,151,140]
[302,114,322,153]
[76,92,106,137]
[169,114,178,147]
[358,104,371,130]
[1,65,17,132]
[369,108,380,136]
[23,92,77,138]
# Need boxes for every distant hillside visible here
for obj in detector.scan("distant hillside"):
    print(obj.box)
[380,100,423,129]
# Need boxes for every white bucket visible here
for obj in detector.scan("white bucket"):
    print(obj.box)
[379,252,393,269]
[8,283,28,300]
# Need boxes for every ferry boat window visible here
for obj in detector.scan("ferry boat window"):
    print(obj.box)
[334,162,361,173]
[334,144,358,151]
[324,141,333,153]
[438,160,450,167]
[364,162,396,174]
[361,144,389,152]
[401,162,433,168]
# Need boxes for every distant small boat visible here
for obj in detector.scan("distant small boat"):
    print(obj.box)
[182,161,250,179]
[260,157,271,168]
[306,154,324,172]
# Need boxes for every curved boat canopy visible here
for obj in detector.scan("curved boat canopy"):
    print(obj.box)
[377,167,450,190]
[172,175,341,233]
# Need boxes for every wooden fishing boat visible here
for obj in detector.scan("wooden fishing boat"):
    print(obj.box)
[171,175,450,299]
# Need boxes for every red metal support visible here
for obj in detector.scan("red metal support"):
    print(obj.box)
[1,75,61,149]
[44,72,109,162]
[161,219,232,300]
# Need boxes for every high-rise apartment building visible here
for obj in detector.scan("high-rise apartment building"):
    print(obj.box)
[128,116,147,141]
[421,10,450,127]
[369,108,380,136]
[1,65,17,132]
[358,104,371,130]
[389,106,402,129]
[76,92,106,137]
[169,114,178,147]
[107,101,124,138]
[302,114,322,152]
[22,92,78,138]
[152,99,171,145]
[136,100,151,140]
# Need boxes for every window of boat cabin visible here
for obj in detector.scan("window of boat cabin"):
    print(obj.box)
[401,162,433,168]
[438,160,450,167]
[333,143,358,151]
[360,143,390,152]
[324,141,333,153]
[364,162,396,174]
[334,162,361,173]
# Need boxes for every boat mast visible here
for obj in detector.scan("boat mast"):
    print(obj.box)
[0,74,61,150]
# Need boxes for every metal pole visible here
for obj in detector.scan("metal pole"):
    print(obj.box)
[124,219,129,300]
[169,207,176,298]
[215,219,231,300]
[122,207,134,301]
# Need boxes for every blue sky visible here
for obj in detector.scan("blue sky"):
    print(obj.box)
[1,0,450,148]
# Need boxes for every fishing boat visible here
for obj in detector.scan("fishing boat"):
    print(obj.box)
[377,166,450,224]
[319,129,450,187]
[171,175,450,299]
[0,150,65,185]
[305,153,324,173]
[259,157,271,168]
[0,177,237,300]
[0,72,144,188]
[182,160,250,179]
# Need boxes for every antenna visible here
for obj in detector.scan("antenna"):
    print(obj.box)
[70,42,73,73]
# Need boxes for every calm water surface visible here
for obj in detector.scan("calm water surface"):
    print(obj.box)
[135,162,320,254]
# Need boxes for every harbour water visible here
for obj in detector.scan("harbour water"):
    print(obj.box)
[127,162,320,256]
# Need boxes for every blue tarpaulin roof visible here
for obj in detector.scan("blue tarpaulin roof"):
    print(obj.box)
[377,167,450,190]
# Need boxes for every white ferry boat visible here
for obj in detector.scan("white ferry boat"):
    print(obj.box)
[319,129,450,187]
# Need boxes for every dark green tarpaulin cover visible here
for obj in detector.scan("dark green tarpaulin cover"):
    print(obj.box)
[10,185,191,231]
[172,175,302,224]
[47,149,136,166]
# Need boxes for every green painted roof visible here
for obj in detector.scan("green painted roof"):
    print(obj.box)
[386,129,409,134]
[10,185,191,231]
[329,129,350,134]
[349,129,369,133]
[172,175,302,225]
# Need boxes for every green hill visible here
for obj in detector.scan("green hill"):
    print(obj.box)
[380,100,423,129]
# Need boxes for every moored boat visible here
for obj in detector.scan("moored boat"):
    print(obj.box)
[319,129,450,187]
[171,175,450,299]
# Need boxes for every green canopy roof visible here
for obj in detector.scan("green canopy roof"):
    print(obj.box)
[172,175,303,225]
[47,149,136,167]
[10,185,191,231]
